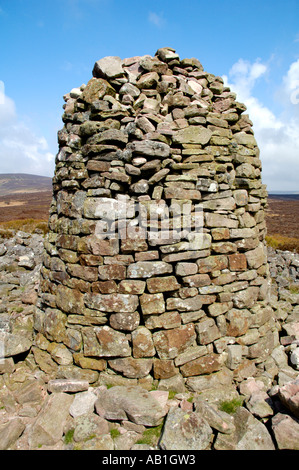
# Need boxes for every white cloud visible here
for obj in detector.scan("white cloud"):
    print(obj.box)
[148,11,165,28]
[282,59,299,106]
[223,58,299,192]
[0,87,55,177]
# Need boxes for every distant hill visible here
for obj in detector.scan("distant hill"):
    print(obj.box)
[0,173,52,196]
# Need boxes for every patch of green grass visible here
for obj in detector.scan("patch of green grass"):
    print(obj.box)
[168,390,177,400]
[110,428,121,439]
[15,306,24,313]
[64,428,75,445]
[289,284,299,294]
[0,218,49,239]
[266,234,299,253]
[219,397,243,415]
[136,422,164,446]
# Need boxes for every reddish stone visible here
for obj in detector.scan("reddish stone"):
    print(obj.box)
[211,228,230,240]
[153,324,196,360]
[132,326,155,358]
[80,254,104,266]
[145,311,182,330]
[93,280,118,294]
[118,280,146,294]
[86,236,119,256]
[104,255,134,265]
[140,293,165,315]
[146,276,180,293]
[108,357,153,378]
[183,274,211,288]
[228,253,247,271]
[226,308,250,337]
[180,353,221,377]
[109,311,140,331]
[135,251,160,261]
[87,160,111,172]
[121,237,148,253]
[98,264,126,280]
[153,358,179,379]
[197,255,228,273]
[67,264,99,282]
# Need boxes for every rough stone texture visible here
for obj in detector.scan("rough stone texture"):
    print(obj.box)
[4,47,299,450]
[159,406,213,450]
[271,413,299,450]
[277,377,299,418]
[0,418,26,450]
[1,228,299,450]
[33,47,276,390]
[94,385,167,426]
[214,407,275,450]
[28,392,74,447]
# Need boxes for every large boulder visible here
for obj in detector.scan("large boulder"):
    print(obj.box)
[94,385,167,426]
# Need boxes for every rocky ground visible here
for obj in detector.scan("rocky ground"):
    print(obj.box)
[0,231,298,451]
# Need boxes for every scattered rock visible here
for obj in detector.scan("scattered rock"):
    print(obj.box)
[95,385,167,427]
[159,407,213,450]
[271,413,299,450]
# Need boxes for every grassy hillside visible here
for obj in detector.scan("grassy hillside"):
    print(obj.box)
[0,173,52,196]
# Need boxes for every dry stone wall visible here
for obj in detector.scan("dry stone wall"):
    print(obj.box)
[35,47,278,391]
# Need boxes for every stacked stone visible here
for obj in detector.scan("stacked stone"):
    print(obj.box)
[35,47,278,391]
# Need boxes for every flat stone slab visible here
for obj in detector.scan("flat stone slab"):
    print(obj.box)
[28,392,74,448]
[0,331,32,358]
[47,379,90,393]
[95,385,167,426]
[172,126,212,145]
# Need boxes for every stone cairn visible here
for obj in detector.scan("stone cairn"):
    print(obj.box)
[35,47,277,392]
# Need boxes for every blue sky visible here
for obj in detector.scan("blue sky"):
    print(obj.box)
[0,0,299,191]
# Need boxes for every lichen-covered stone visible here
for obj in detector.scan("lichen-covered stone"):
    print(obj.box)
[153,324,196,360]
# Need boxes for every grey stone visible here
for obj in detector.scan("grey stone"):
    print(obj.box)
[95,385,167,426]
[108,357,153,378]
[0,418,25,450]
[127,261,172,279]
[73,413,109,442]
[159,407,213,450]
[69,389,98,418]
[93,56,124,79]
[214,407,275,450]
[29,393,74,448]
[173,126,212,145]
[194,399,236,434]
[128,140,170,158]
[0,331,32,358]
[271,413,299,450]
[47,379,90,393]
